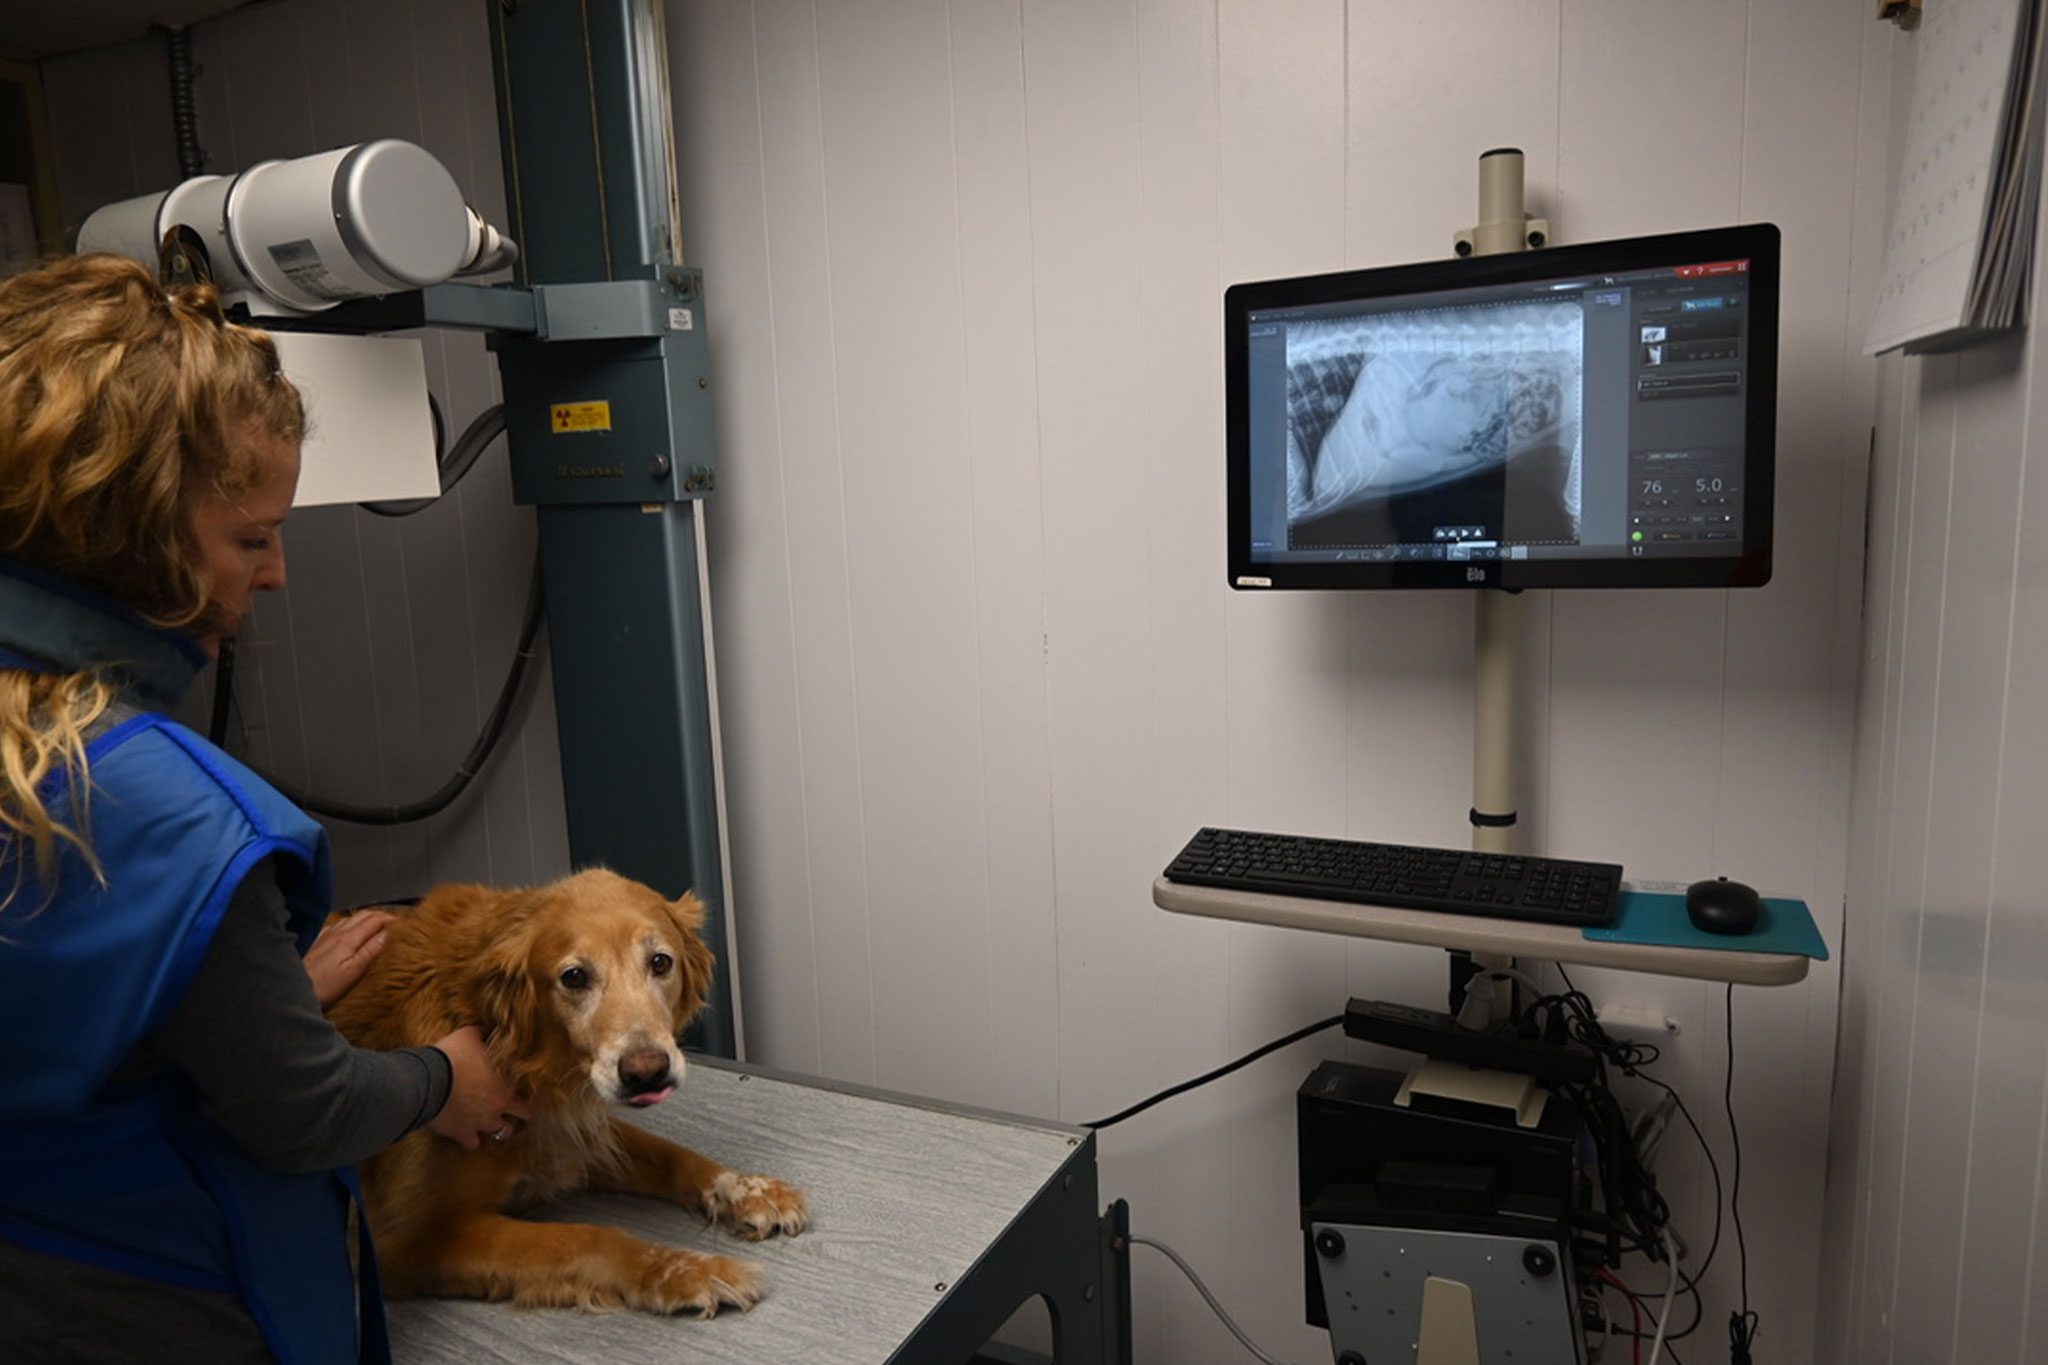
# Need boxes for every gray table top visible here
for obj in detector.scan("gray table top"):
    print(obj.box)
[385,1057,1083,1363]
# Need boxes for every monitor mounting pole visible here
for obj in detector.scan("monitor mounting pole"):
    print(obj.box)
[1450,149,1548,1017]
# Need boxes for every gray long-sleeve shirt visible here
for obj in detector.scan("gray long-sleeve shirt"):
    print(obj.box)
[0,859,451,1363]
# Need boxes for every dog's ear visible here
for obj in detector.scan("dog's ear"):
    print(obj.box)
[468,894,542,1065]
[665,892,718,1030]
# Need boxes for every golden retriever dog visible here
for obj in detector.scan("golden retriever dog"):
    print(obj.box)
[326,868,807,1314]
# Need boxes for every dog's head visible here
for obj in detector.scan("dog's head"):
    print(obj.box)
[469,869,716,1109]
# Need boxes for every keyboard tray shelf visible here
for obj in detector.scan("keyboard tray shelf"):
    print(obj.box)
[1154,877,1811,987]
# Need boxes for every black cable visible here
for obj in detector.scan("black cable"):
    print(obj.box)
[1531,969,1674,1266]
[362,404,505,518]
[1725,983,1758,1363]
[207,638,235,746]
[426,392,446,463]
[1621,1080,1719,1345]
[162,26,205,179]
[1554,965,1731,1352]
[262,559,544,825]
[1083,1015,1344,1130]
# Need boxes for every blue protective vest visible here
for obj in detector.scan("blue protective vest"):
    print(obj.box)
[0,711,390,1365]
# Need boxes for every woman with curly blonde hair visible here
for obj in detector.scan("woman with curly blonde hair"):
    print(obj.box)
[0,255,526,1365]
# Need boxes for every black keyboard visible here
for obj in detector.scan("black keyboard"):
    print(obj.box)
[1162,827,1623,928]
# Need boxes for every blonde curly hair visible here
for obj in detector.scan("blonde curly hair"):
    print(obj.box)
[0,253,303,910]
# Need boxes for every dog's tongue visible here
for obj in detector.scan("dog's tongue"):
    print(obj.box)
[627,1085,675,1108]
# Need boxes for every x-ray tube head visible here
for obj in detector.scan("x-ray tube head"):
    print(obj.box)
[78,139,516,314]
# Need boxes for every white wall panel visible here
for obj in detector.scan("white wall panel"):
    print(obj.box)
[1715,1,1869,1341]
[810,0,1000,1108]
[1860,352,1954,1361]
[950,0,1061,1127]
[669,0,828,1072]
[1819,348,1908,1363]
[1901,340,2027,1363]
[1124,6,1244,1359]
[1954,174,2048,1365]
[1822,10,2048,1346]
[1210,6,1359,1359]
[2005,335,2048,1360]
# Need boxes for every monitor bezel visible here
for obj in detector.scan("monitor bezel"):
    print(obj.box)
[1224,222,1779,591]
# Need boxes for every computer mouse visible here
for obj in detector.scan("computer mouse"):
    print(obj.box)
[1685,876,1762,935]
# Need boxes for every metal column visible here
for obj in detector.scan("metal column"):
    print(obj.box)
[485,0,739,1056]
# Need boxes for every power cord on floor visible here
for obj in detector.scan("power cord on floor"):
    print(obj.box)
[1129,1233,1309,1365]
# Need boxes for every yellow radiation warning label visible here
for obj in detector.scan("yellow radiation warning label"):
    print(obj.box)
[550,400,612,433]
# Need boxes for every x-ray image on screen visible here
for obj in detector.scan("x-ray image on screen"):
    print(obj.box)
[1282,298,1584,549]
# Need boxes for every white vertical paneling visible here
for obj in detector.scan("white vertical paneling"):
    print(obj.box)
[1128,5,1235,1360]
[1863,352,1957,1361]
[811,0,994,1105]
[1343,0,1561,266]
[2008,331,2048,1364]
[1867,356,1957,1365]
[1951,202,2048,1365]
[1715,3,1868,1350]
[1211,6,1355,1360]
[1885,342,2026,1363]
[946,1,1059,1121]
[727,0,882,1082]
[1922,337,2029,1360]
[1844,349,1926,1355]
[1020,0,1154,1124]
[1820,350,1909,1364]
[1813,14,1901,1353]
[1825,79,2048,1358]
[668,0,822,1070]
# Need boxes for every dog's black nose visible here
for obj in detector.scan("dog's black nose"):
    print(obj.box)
[618,1049,671,1093]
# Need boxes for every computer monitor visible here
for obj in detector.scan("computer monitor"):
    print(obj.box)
[1225,223,1778,591]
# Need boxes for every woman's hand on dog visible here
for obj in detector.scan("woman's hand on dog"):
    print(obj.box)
[304,910,396,1008]
[429,1025,534,1149]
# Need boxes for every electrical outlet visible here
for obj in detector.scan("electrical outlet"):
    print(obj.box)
[1594,1004,1679,1036]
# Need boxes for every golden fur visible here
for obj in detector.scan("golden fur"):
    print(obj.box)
[327,868,807,1314]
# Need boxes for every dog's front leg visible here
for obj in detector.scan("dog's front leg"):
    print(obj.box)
[597,1119,810,1241]
[383,1213,761,1315]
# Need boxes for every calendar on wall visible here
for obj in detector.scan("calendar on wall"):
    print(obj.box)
[1866,0,2046,355]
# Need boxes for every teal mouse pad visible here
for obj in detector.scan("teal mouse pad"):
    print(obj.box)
[1583,890,1829,959]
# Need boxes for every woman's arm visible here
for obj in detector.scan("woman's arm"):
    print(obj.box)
[145,858,453,1172]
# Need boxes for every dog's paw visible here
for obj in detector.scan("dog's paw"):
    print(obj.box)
[638,1248,761,1317]
[707,1171,810,1240]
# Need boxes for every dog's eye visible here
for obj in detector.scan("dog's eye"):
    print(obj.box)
[559,966,591,991]
[649,952,674,977]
